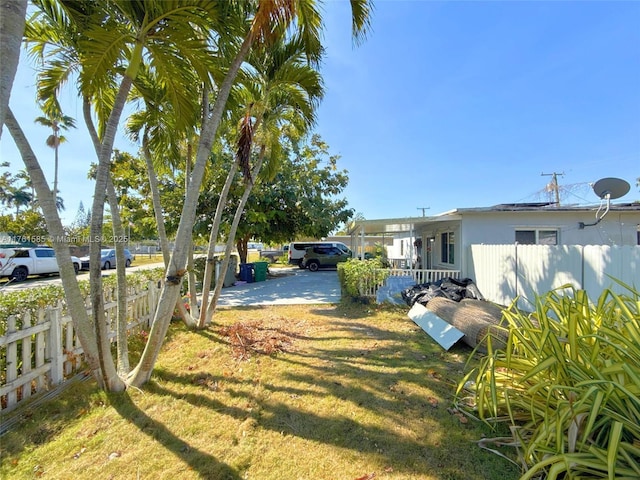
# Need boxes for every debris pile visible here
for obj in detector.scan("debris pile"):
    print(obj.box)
[218,321,295,360]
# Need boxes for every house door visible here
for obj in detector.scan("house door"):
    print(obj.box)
[426,237,435,269]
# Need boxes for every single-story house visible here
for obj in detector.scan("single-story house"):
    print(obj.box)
[348,202,640,277]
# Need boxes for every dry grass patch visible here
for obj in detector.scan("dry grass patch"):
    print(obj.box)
[1,304,520,480]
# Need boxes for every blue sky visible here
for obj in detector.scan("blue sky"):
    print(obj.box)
[1,0,639,225]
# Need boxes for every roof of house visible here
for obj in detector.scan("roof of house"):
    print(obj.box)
[347,202,640,235]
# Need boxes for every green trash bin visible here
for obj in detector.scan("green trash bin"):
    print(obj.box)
[253,261,268,282]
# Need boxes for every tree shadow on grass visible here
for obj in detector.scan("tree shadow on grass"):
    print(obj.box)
[108,391,241,479]
[149,341,518,480]
[148,369,444,477]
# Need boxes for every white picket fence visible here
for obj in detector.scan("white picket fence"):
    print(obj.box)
[1,281,161,412]
[358,268,461,298]
[467,244,640,310]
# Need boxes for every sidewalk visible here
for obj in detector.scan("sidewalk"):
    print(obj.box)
[215,267,341,307]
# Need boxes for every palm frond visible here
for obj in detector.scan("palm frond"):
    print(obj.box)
[235,112,254,184]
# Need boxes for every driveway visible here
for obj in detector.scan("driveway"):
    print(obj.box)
[215,267,341,306]
[1,264,342,306]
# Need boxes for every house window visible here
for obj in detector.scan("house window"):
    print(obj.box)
[440,232,455,264]
[515,229,558,245]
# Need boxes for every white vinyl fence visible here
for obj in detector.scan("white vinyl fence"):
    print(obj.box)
[467,244,640,310]
[1,281,161,412]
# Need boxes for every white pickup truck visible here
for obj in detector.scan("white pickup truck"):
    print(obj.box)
[0,247,81,282]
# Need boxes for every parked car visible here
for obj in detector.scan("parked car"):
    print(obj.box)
[288,241,351,267]
[80,248,134,270]
[0,247,82,282]
[301,245,352,272]
[260,245,289,262]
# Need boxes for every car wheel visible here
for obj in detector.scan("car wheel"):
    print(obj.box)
[308,261,320,272]
[103,261,111,270]
[10,266,28,282]
[125,259,131,268]
[74,263,80,274]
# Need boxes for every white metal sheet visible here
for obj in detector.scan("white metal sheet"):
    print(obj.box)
[408,302,464,351]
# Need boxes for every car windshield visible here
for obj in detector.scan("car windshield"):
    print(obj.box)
[101,249,113,256]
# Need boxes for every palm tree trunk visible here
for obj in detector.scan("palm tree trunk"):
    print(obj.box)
[141,135,171,267]
[128,33,255,387]
[87,74,134,392]
[197,115,264,328]
[84,94,130,389]
[206,149,264,322]
[52,138,59,199]
[197,162,238,328]
[106,177,130,375]
[140,133,195,327]
[0,0,27,139]
[4,107,104,386]
[185,142,200,321]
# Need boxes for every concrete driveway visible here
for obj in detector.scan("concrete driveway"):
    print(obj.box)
[1,263,342,306]
[215,267,341,307]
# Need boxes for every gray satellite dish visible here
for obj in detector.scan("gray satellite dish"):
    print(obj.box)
[579,177,630,229]
[592,177,630,200]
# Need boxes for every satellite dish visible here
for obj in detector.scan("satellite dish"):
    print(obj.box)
[592,177,630,200]
[579,177,630,229]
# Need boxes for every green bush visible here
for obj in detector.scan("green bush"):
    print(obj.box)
[337,258,389,301]
[457,283,640,479]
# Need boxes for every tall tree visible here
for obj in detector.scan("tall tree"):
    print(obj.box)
[235,134,353,246]
[34,108,76,199]
[200,34,325,325]
[9,0,373,391]
[24,0,223,390]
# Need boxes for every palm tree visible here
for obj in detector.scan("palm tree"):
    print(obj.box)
[18,0,373,390]
[128,0,371,387]
[198,34,324,327]
[34,109,76,199]
[24,0,224,391]
[14,169,35,207]
[6,186,33,215]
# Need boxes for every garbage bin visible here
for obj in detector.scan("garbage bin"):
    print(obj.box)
[239,263,254,283]
[253,261,268,282]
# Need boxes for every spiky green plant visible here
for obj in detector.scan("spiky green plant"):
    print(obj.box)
[458,282,640,479]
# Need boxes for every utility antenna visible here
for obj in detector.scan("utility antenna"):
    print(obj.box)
[541,172,565,205]
[417,207,430,217]
[578,177,630,229]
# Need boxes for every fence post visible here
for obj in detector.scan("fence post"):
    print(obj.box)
[147,280,159,327]
[47,305,64,386]
[5,315,17,408]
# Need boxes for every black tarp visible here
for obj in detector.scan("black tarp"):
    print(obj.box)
[401,277,485,307]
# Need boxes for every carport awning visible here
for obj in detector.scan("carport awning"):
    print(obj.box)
[347,213,462,236]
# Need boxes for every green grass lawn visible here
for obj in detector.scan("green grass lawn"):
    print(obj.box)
[131,252,165,266]
[1,303,520,480]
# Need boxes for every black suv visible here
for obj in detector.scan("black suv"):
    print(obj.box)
[301,246,351,271]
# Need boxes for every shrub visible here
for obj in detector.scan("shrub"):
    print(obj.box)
[457,283,640,479]
[337,258,388,301]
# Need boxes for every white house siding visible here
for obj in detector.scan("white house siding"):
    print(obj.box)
[418,221,460,271]
[417,210,638,280]
[458,210,639,247]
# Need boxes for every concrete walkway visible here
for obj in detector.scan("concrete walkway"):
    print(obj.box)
[215,267,341,307]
